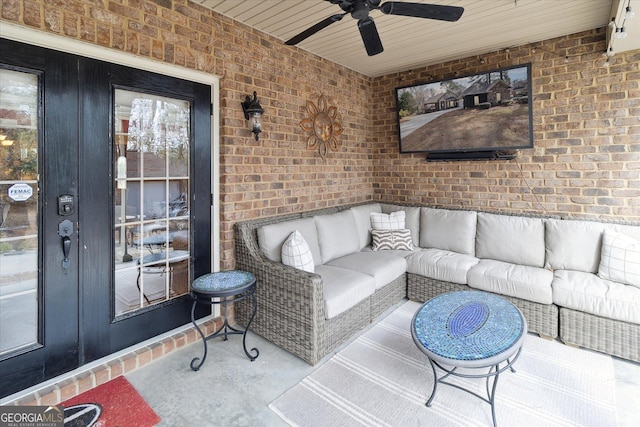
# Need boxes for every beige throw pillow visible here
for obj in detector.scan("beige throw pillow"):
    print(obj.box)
[281,230,315,273]
[598,230,640,288]
[370,210,405,230]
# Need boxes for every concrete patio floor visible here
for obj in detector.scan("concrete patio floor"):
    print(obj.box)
[127,311,640,427]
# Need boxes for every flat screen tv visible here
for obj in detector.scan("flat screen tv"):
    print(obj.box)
[395,63,533,160]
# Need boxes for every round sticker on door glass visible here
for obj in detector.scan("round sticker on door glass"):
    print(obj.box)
[8,183,34,201]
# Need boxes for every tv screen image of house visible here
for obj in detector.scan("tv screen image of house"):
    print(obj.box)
[395,63,533,154]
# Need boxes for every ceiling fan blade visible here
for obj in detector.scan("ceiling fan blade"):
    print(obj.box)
[358,17,384,56]
[285,13,346,45]
[379,2,464,22]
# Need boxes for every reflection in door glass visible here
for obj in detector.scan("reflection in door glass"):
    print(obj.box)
[113,89,190,317]
[0,69,39,356]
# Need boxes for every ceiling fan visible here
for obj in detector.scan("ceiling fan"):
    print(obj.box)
[285,0,464,56]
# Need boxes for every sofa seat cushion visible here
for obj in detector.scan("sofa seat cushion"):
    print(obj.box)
[467,259,554,304]
[360,245,417,257]
[406,248,479,284]
[326,251,407,290]
[315,265,375,319]
[552,270,640,324]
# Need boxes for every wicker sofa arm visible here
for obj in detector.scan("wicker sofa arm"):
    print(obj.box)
[234,220,328,365]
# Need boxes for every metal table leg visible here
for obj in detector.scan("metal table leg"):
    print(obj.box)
[189,286,259,371]
[423,346,523,427]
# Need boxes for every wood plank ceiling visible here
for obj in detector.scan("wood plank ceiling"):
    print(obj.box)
[195,0,637,77]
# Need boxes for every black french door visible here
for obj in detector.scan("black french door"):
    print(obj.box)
[0,39,211,398]
[0,38,81,397]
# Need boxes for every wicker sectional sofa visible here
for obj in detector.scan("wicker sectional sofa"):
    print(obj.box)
[235,202,640,365]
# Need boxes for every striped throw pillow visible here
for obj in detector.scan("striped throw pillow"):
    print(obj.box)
[371,229,414,251]
[281,230,315,273]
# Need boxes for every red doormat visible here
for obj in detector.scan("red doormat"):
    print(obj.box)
[60,376,160,427]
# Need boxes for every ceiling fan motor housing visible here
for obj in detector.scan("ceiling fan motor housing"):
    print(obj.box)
[351,2,371,20]
[333,0,381,18]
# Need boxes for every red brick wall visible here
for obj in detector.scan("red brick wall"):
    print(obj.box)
[3,2,639,272]
[372,29,640,221]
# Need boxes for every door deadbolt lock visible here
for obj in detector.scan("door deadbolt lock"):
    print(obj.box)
[58,194,74,216]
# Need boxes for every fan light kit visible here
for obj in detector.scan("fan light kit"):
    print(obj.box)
[605,0,634,66]
[285,0,464,56]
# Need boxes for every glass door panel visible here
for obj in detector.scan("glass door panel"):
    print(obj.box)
[0,69,39,357]
[113,89,191,317]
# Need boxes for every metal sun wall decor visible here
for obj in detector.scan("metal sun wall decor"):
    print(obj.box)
[299,94,343,159]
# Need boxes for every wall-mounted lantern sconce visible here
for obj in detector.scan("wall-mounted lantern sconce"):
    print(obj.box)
[241,91,264,140]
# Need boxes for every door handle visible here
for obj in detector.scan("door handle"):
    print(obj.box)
[58,219,73,269]
[62,236,71,269]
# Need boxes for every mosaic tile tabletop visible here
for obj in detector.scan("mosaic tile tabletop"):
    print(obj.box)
[192,270,255,294]
[412,291,525,362]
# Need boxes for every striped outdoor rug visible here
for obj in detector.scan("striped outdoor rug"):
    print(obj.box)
[270,300,617,427]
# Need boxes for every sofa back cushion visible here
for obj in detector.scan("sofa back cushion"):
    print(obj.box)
[258,218,322,265]
[544,218,609,273]
[315,210,361,263]
[381,204,421,246]
[349,203,381,249]
[420,207,477,255]
[476,212,545,267]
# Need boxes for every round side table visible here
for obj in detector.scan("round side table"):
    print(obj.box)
[189,270,259,371]
[412,291,527,427]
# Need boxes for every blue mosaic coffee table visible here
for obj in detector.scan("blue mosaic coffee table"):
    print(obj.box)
[189,270,259,371]
[411,291,527,427]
